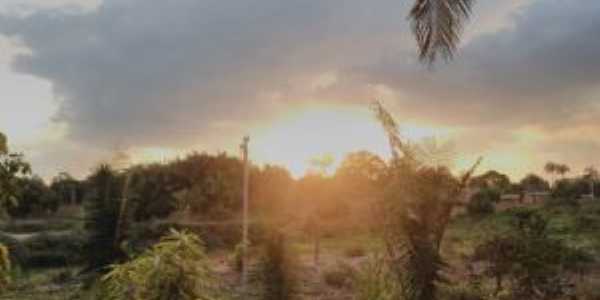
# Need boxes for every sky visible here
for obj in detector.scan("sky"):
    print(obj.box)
[0,0,599,180]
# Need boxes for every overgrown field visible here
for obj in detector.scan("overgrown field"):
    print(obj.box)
[2,200,600,299]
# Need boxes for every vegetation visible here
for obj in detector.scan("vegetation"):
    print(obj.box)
[374,101,480,300]
[84,165,127,273]
[0,133,31,215]
[255,230,296,300]
[101,229,221,300]
[3,118,600,300]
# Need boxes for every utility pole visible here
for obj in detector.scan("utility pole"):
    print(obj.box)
[240,136,250,298]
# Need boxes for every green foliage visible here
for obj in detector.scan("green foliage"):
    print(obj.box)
[0,133,31,213]
[50,172,84,205]
[466,189,497,216]
[0,244,11,291]
[229,241,247,272]
[473,209,592,299]
[520,173,549,193]
[84,164,127,272]
[0,133,6,154]
[551,178,588,201]
[255,230,296,300]
[373,101,480,300]
[470,170,511,193]
[6,176,60,218]
[353,254,397,300]
[102,229,222,300]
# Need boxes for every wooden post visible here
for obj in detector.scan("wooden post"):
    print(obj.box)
[240,136,250,297]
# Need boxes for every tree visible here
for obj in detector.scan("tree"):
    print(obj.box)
[7,176,60,218]
[0,132,31,215]
[520,173,549,193]
[372,101,480,300]
[409,0,475,64]
[50,172,83,205]
[470,170,511,192]
[544,162,558,187]
[555,163,570,179]
[84,164,127,273]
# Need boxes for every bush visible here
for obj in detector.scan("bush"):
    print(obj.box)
[228,241,247,272]
[472,209,592,299]
[254,230,296,300]
[354,254,397,300]
[467,194,495,216]
[323,261,354,289]
[102,230,223,300]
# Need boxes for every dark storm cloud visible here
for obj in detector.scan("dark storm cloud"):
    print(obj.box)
[354,0,600,129]
[1,0,599,153]
[0,0,409,148]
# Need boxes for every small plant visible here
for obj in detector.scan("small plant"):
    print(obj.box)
[353,254,397,300]
[102,229,223,300]
[229,241,248,272]
[254,230,296,300]
[323,261,354,289]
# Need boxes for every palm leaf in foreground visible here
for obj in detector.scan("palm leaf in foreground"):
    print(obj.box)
[409,0,475,64]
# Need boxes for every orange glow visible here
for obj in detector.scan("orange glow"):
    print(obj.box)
[250,104,455,177]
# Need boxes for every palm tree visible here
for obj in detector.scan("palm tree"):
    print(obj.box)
[372,101,481,300]
[556,164,570,179]
[544,162,558,187]
[409,0,476,64]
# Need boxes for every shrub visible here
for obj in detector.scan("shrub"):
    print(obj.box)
[228,241,247,272]
[473,209,592,299]
[353,254,397,300]
[254,230,296,300]
[323,261,354,289]
[467,189,496,216]
[102,230,223,300]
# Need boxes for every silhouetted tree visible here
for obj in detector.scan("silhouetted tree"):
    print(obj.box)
[84,164,127,272]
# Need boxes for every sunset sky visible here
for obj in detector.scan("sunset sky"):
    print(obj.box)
[0,0,599,180]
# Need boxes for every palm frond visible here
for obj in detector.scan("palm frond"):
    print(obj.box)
[409,0,475,64]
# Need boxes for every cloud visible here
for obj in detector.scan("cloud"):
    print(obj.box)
[353,0,600,129]
[1,0,599,179]
[0,0,412,150]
